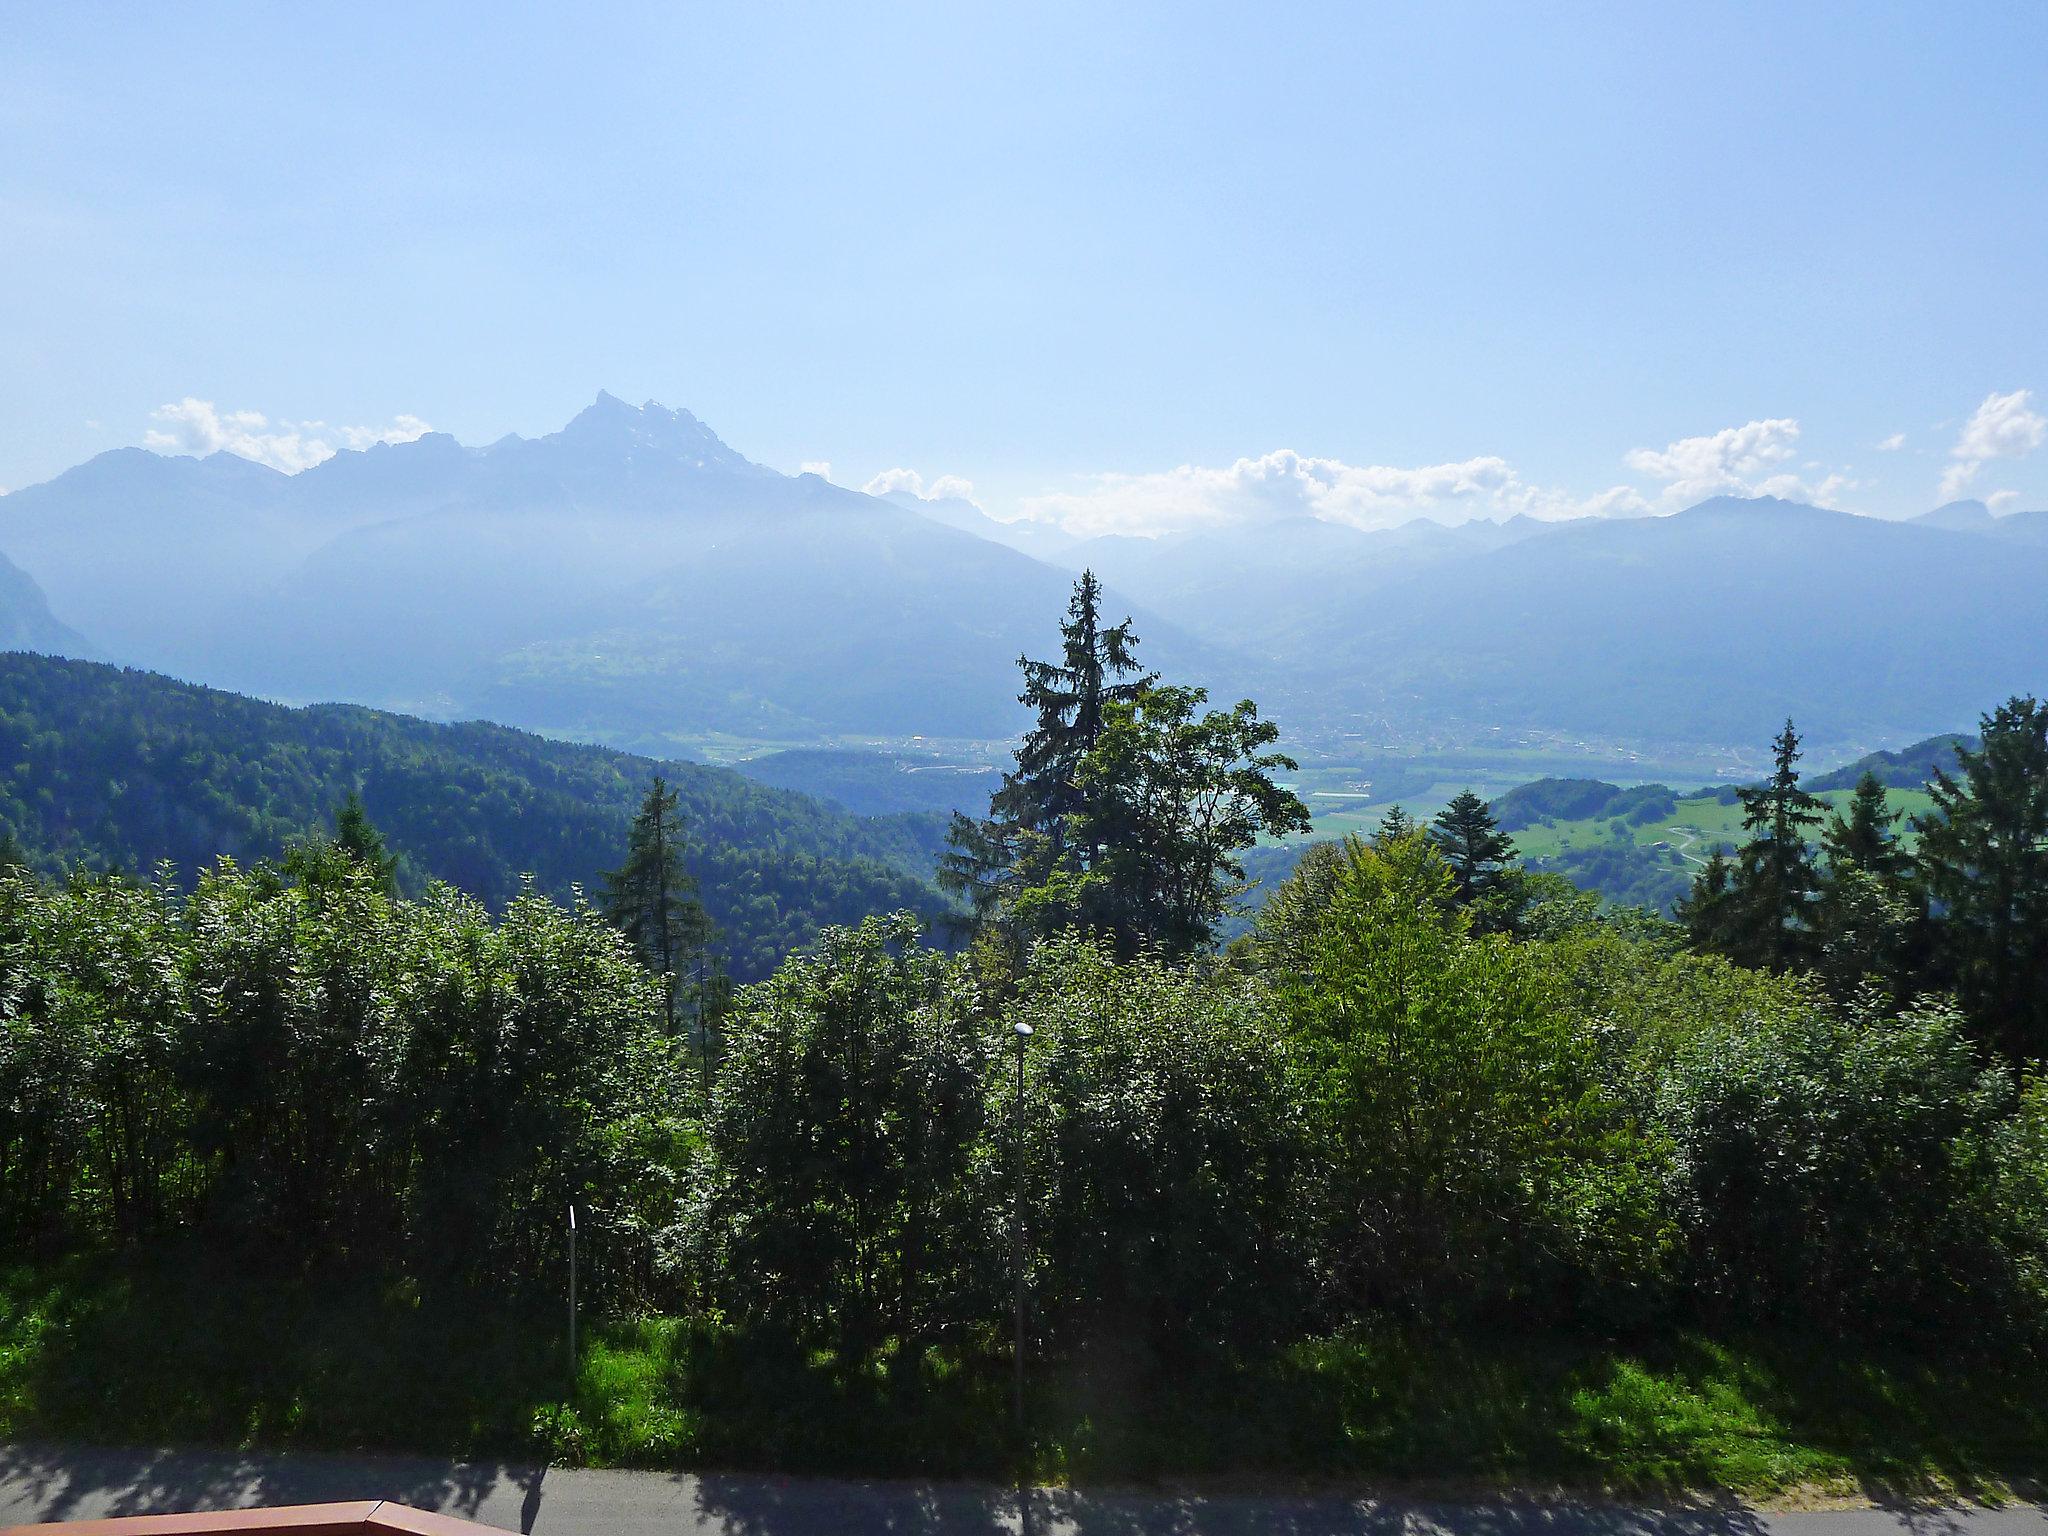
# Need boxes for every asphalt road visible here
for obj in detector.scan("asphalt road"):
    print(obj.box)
[1,1444,2042,1536]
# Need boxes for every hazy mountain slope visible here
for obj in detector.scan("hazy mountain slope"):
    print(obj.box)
[0,550,91,658]
[0,652,949,978]
[734,746,1003,817]
[882,487,1078,561]
[1053,514,1564,655]
[0,395,1217,739]
[1280,496,2048,747]
[0,449,307,672]
[1914,499,2000,532]
[1912,498,2048,545]
[459,495,1227,739]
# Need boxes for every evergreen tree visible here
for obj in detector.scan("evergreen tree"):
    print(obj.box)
[1373,804,1416,846]
[1915,696,2048,1062]
[1814,771,1921,1003]
[1430,790,1518,923]
[1677,847,1742,955]
[283,789,400,896]
[603,775,713,1038]
[1723,718,1825,971]
[332,790,399,895]
[1000,568,1154,852]
[1823,772,1907,882]
[940,571,1154,934]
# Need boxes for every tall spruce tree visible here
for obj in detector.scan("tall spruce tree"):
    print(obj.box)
[1430,791,1517,921]
[1684,719,1823,971]
[1815,771,1921,1003]
[1915,696,2048,1062]
[999,568,1154,849]
[1823,772,1907,881]
[1731,718,1825,970]
[604,775,713,1039]
[940,570,1154,931]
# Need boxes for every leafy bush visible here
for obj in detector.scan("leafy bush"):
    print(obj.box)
[678,913,995,1358]
[1982,1076,2048,1329]
[1652,996,2013,1333]
[0,859,683,1297]
[1282,835,1675,1326]
[1005,935,1305,1355]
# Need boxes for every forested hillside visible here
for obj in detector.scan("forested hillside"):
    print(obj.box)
[0,652,948,977]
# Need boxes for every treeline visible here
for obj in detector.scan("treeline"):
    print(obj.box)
[0,652,947,978]
[1679,706,2048,1062]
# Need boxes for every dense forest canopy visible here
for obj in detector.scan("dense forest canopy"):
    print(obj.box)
[0,652,948,979]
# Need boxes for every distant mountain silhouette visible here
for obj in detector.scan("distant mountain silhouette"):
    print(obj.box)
[5,405,2044,756]
[0,395,1213,741]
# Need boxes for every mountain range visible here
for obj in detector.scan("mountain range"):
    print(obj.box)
[2,396,2044,760]
[0,395,1211,743]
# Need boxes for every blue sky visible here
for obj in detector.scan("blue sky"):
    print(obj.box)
[4,1,2045,531]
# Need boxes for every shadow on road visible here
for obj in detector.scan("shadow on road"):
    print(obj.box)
[0,1441,539,1528]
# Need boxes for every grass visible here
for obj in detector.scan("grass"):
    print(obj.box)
[4,1250,2045,1500]
[1508,788,1940,865]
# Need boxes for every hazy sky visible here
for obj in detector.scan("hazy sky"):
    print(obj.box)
[4,2,2045,531]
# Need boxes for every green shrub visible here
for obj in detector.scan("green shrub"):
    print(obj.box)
[1653,996,2012,1333]
[1004,934,1305,1355]
[1282,835,1676,1326]
[678,913,995,1357]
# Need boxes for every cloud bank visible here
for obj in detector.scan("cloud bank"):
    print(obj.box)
[144,398,431,473]
[1018,450,1648,538]
[1014,417,1867,538]
[1624,419,1853,510]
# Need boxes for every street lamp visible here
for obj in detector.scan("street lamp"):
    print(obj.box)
[1011,1020,1033,1434]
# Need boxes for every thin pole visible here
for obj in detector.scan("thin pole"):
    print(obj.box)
[1011,1024,1029,1433]
[568,1203,578,1385]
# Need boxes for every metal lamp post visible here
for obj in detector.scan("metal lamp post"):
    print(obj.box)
[1011,1020,1033,1434]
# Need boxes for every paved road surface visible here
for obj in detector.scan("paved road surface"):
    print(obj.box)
[1,1444,2041,1536]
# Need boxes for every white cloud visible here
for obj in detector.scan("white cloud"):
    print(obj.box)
[1017,449,1646,538]
[1623,418,1796,501]
[143,398,430,473]
[1876,432,1906,451]
[798,459,833,479]
[1988,489,2019,512]
[1940,389,2045,499]
[1619,417,1859,509]
[862,467,979,505]
[863,467,929,498]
